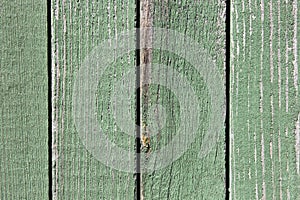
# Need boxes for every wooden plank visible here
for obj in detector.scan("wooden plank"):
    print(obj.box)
[51,0,136,199]
[230,0,300,199]
[0,1,48,199]
[140,0,227,199]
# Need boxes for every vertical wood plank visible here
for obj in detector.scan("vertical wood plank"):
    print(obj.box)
[0,1,48,199]
[140,1,227,199]
[230,0,300,199]
[51,1,136,199]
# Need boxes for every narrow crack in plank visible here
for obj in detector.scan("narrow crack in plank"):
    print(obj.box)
[260,0,266,199]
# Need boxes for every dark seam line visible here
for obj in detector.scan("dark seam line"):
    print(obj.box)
[47,1,53,199]
[225,0,230,199]
[135,0,141,200]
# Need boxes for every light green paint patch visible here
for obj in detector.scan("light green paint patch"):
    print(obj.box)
[231,0,300,199]
[0,1,48,199]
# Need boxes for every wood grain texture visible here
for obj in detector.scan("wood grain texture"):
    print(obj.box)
[51,0,136,199]
[230,0,300,199]
[140,1,227,199]
[0,1,48,199]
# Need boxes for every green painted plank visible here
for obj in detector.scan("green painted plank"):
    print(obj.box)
[230,0,300,199]
[51,0,136,199]
[140,1,226,199]
[0,1,48,199]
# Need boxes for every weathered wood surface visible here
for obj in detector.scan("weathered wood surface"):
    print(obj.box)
[230,0,300,199]
[0,1,48,199]
[3,0,299,199]
[51,0,136,199]
[140,0,227,199]
[52,0,227,199]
